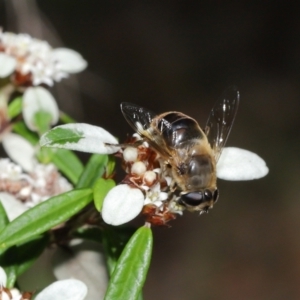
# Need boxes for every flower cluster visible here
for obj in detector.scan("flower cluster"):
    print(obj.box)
[0,28,87,134]
[0,287,32,300]
[103,134,183,226]
[0,28,87,87]
[0,266,87,300]
[0,157,72,220]
[0,29,94,300]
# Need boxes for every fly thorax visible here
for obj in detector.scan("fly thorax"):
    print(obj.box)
[185,154,214,190]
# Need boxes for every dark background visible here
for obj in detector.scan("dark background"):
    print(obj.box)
[1,1,300,299]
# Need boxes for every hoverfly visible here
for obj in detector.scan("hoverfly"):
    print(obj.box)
[121,87,239,213]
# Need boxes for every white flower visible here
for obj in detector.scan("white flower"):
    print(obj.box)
[0,53,16,77]
[144,182,168,207]
[2,133,36,172]
[22,87,59,132]
[0,266,87,300]
[0,134,72,220]
[216,147,269,180]
[0,29,87,86]
[0,266,7,286]
[0,158,72,220]
[53,240,108,299]
[0,29,87,132]
[35,279,87,300]
[101,184,144,226]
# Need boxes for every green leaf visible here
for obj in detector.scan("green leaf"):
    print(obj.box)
[138,293,144,300]
[37,147,83,185]
[75,226,103,243]
[41,127,84,146]
[12,121,39,145]
[104,225,153,300]
[75,226,136,278]
[2,265,17,289]
[1,234,49,288]
[102,226,136,276]
[105,155,116,178]
[93,178,115,211]
[40,124,120,154]
[0,201,9,233]
[51,149,84,185]
[33,110,53,135]
[0,188,93,253]
[59,111,76,124]
[36,146,54,163]
[76,154,108,189]
[8,96,22,119]
[14,234,49,277]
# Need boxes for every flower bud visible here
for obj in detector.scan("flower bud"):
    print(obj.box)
[123,147,138,162]
[143,170,157,186]
[131,161,146,175]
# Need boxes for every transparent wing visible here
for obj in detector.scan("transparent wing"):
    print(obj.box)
[121,102,157,135]
[205,86,240,161]
[121,102,172,158]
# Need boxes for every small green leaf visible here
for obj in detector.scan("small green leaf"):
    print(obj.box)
[0,188,93,253]
[0,201,9,233]
[1,234,49,288]
[37,147,83,184]
[138,293,144,300]
[14,234,49,277]
[93,178,115,211]
[3,265,17,289]
[75,227,103,243]
[51,149,84,185]
[41,127,84,146]
[33,110,53,135]
[104,225,153,300]
[12,121,39,145]
[105,155,116,178]
[8,96,22,119]
[59,111,76,124]
[76,154,108,189]
[102,226,136,276]
[36,146,54,163]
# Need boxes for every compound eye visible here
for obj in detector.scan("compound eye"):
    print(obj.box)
[213,189,219,202]
[180,192,204,206]
[204,189,213,200]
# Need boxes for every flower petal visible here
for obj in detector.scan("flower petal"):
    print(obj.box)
[52,48,87,73]
[40,123,120,154]
[53,240,108,300]
[0,192,28,221]
[102,184,144,226]
[0,266,7,286]
[0,53,16,77]
[217,147,269,180]
[2,133,35,172]
[35,279,87,300]
[23,87,59,131]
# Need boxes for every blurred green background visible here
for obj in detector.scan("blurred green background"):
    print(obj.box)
[1,1,300,299]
